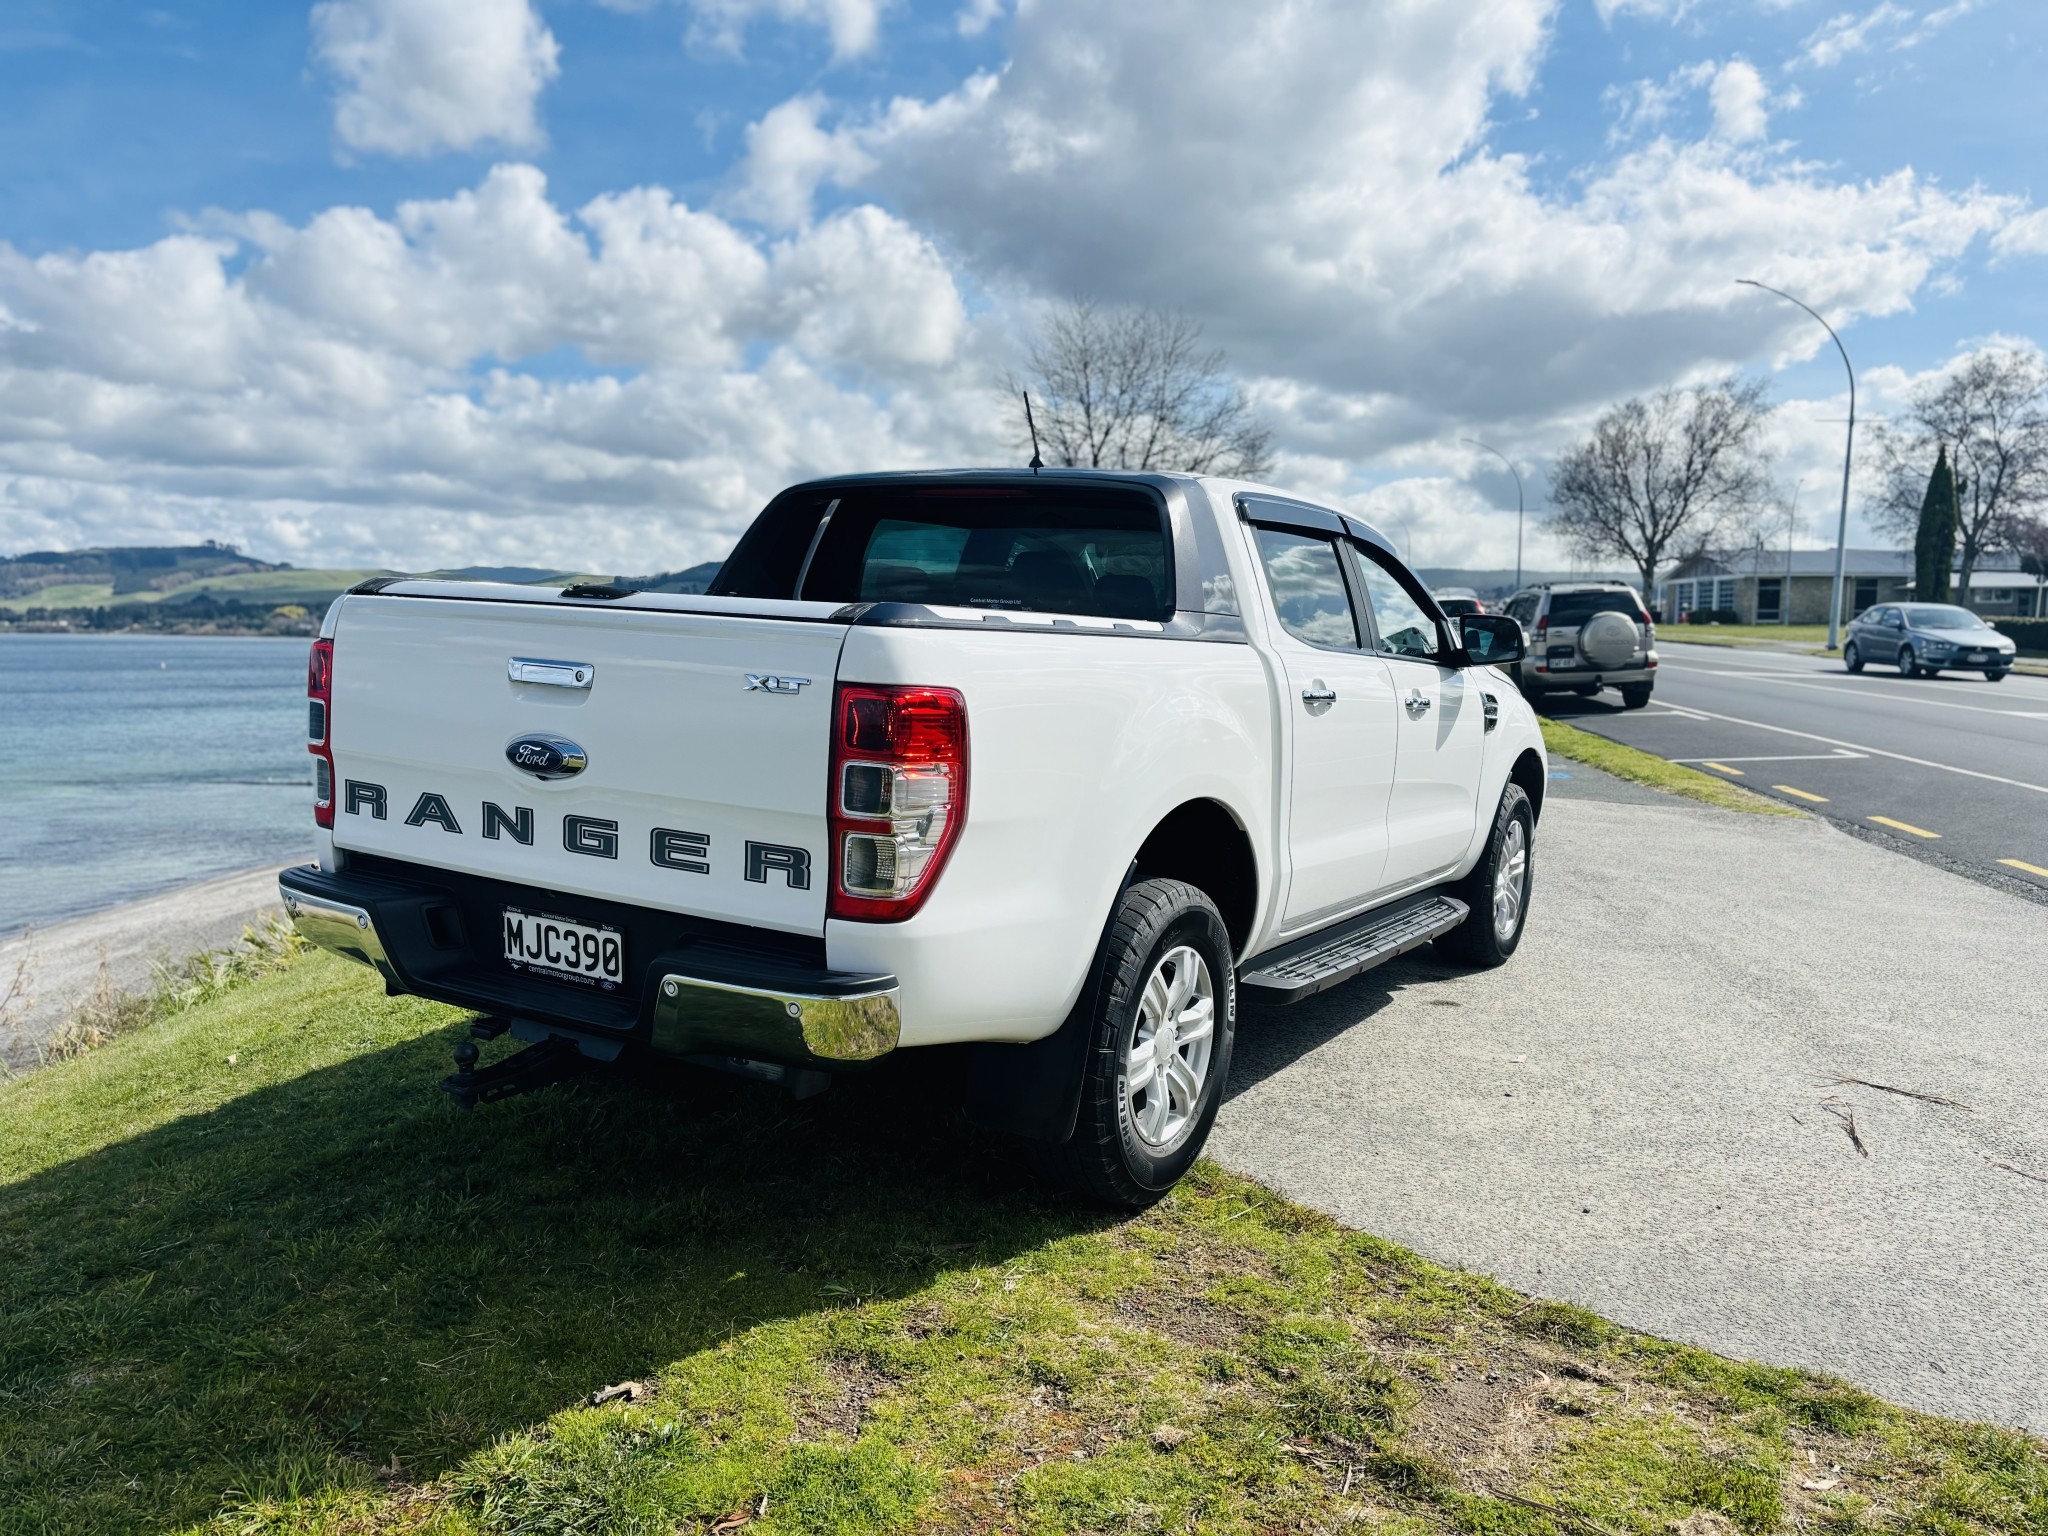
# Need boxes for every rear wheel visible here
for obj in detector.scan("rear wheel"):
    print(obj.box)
[1898,646,1919,678]
[1029,878,1237,1210]
[1436,782,1534,969]
[1619,683,1652,710]
[1987,670,2008,682]
[1844,641,1864,673]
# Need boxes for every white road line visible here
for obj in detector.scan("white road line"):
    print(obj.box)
[1657,665,2048,722]
[1632,705,2048,797]
[1669,751,1868,763]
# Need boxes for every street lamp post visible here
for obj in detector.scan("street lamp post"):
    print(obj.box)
[1461,438,1524,590]
[1738,279,1856,650]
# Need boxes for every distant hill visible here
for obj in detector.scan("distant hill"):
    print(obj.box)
[627,561,724,594]
[0,542,293,601]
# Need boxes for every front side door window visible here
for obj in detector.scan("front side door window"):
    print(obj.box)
[1249,526,1397,925]
[1348,543,1487,889]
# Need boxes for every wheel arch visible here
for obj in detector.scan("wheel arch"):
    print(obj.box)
[1130,797,1260,954]
[1509,746,1546,823]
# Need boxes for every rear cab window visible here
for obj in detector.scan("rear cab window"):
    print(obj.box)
[1546,591,1644,626]
[719,485,1172,621]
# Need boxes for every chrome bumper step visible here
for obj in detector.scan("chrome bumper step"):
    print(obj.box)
[1239,893,1469,1005]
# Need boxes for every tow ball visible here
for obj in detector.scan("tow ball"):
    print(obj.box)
[440,1016,585,1110]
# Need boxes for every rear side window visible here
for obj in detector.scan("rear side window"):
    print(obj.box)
[1253,528,1357,649]
[1547,591,1643,624]
[797,491,1170,620]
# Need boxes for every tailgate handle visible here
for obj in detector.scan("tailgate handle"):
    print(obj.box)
[509,657,595,690]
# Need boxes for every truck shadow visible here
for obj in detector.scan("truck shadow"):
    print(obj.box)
[1226,952,1449,1100]
[0,1027,1103,1531]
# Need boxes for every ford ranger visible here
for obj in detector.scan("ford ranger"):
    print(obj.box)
[282,471,1545,1207]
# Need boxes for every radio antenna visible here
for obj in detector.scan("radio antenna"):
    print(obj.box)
[1021,390,1044,473]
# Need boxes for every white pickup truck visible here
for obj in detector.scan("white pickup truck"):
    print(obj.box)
[282,471,1545,1206]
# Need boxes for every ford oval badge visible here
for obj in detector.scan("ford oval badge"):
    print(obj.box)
[506,733,588,780]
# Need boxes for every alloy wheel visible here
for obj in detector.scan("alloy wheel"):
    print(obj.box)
[1493,818,1529,943]
[1124,946,1216,1153]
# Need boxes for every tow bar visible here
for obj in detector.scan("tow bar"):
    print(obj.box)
[441,1017,585,1110]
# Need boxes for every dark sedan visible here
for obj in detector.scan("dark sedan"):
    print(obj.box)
[1843,603,2017,680]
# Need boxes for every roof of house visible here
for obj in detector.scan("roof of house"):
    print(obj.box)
[1663,548,2024,581]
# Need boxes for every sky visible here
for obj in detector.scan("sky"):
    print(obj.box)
[0,0,2044,575]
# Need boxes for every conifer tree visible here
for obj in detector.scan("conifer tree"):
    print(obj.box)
[1913,445,1958,602]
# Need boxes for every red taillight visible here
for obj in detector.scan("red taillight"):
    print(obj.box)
[308,638,335,829]
[828,684,968,922]
[1535,614,1549,636]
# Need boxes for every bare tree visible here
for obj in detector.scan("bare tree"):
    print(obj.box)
[1545,378,1777,605]
[2012,513,2048,618]
[1868,347,2048,593]
[1010,301,1273,478]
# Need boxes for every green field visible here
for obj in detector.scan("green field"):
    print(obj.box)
[4,947,2041,1535]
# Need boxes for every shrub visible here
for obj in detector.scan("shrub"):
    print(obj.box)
[1990,617,2048,655]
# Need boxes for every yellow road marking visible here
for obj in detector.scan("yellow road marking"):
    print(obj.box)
[1869,816,1940,839]
[1999,858,2048,879]
[1773,785,1828,803]
[1702,761,1744,776]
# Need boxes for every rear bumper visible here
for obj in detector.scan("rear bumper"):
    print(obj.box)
[279,861,900,1067]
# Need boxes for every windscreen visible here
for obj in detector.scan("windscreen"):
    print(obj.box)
[1906,605,1989,630]
[797,490,1172,620]
[1548,591,1643,623]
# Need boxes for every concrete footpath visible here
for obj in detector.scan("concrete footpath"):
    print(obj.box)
[1212,772,2048,1432]
[1,865,291,1072]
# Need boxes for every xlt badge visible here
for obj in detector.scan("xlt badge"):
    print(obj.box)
[744,674,810,694]
[506,733,588,780]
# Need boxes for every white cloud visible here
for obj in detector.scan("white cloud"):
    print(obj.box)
[311,0,561,156]
[821,0,2005,453]
[1791,3,1989,70]
[2,0,2037,576]
[0,168,978,570]
[1708,59,1771,141]
[730,93,876,228]
[679,0,890,59]
[956,0,1004,36]
[1594,0,1697,21]
[1991,207,2048,262]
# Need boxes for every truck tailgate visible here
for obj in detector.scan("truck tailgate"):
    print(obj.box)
[329,592,847,935]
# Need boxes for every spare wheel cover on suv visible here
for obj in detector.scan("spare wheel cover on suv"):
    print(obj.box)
[1578,610,1637,670]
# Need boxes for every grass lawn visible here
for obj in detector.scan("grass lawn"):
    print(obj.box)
[1659,626,1840,655]
[4,954,2042,1535]
[1539,719,1801,817]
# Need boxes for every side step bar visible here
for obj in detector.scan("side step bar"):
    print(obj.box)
[1238,893,1468,1005]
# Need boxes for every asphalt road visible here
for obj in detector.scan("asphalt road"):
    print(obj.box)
[1540,641,2048,900]
[1212,775,2048,1432]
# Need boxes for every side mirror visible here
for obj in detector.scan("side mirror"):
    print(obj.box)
[1456,613,1524,667]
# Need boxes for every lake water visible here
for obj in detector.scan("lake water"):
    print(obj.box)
[0,635,313,935]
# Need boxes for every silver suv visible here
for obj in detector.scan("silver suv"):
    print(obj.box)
[1499,582,1658,709]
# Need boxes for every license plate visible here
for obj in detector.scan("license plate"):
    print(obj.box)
[1965,652,1986,663]
[503,908,624,989]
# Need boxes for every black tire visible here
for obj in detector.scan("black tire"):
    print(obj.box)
[1435,782,1535,969]
[1898,646,1918,678]
[1029,878,1237,1210]
[1619,683,1652,710]
[1516,667,1544,703]
[1572,684,1599,697]
[1987,670,2008,683]
[1844,641,1863,673]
